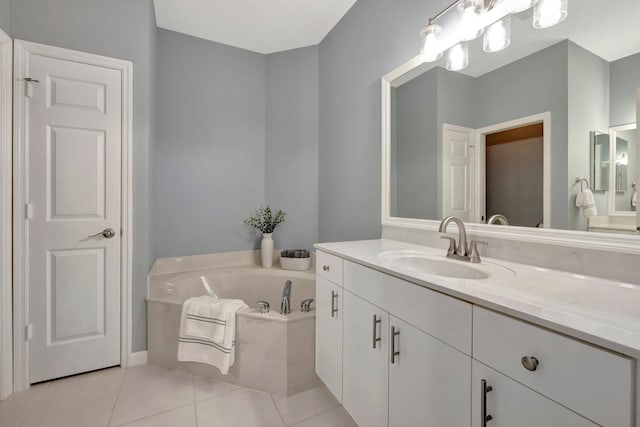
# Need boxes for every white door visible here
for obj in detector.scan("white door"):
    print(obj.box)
[315,277,343,402]
[26,48,123,383]
[389,316,471,427]
[342,291,388,427]
[442,124,475,221]
[471,361,598,427]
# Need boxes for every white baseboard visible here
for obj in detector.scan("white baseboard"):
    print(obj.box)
[128,351,148,367]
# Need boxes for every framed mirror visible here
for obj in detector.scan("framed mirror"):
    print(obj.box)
[381,0,640,251]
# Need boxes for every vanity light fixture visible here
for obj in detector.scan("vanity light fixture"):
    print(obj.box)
[483,15,511,52]
[421,24,443,62]
[458,0,485,41]
[419,0,568,68]
[533,0,568,28]
[510,0,539,13]
[446,42,469,71]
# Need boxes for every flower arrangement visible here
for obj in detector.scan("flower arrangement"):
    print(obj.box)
[244,205,286,234]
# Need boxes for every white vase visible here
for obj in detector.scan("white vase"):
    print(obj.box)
[261,233,274,268]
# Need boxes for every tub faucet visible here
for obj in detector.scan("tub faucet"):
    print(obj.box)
[281,280,292,315]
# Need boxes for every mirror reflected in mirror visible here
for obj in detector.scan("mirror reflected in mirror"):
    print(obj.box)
[384,0,640,234]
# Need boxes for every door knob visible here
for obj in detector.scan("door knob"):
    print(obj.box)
[521,356,539,371]
[88,228,116,239]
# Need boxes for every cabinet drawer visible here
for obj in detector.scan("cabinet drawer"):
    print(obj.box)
[344,261,472,355]
[473,306,634,427]
[316,251,343,286]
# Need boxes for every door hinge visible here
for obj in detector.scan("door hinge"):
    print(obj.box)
[24,78,39,98]
[25,203,34,220]
[25,323,33,341]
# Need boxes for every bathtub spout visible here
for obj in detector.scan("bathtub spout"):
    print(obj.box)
[281,280,292,315]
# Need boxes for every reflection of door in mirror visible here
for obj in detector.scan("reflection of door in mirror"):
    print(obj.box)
[611,125,637,213]
[590,131,610,192]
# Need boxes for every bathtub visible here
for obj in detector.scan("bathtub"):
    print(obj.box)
[147,265,319,396]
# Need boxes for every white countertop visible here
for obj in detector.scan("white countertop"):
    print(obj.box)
[314,239,640,359]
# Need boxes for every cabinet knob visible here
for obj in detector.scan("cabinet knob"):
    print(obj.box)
[322,265,330,272]
[521,356,539,372]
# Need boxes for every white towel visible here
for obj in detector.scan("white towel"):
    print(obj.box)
[632,192,637,208]
[576,188,598,218]
[178,296,248,374]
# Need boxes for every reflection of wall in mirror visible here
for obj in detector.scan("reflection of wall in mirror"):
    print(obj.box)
[614,131,637,212]
[390,40,640,230]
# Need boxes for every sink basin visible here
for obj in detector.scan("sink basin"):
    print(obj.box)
[380,251,490,280]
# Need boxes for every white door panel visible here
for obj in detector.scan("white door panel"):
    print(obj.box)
[443,124,475,221]
[28,52,122,383]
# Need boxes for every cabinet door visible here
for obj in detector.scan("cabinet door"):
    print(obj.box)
[315,276,343,402]
[472,361,598,427]
[343,291,389,427]
[389,316,471,427]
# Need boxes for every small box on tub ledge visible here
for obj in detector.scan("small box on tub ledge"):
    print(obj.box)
[280,249,311,271]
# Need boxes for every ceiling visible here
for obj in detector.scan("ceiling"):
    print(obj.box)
[154,0,358,54]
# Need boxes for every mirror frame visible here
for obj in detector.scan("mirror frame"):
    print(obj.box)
[381,54,640,256]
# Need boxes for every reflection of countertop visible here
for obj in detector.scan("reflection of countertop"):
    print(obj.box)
[314,239,640,359]
[588,215,638,233]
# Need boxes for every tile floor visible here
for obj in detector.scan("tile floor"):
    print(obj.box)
[0,364,357,427]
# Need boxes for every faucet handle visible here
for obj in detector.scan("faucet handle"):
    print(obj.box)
[469,241,488,264]
[301,298,315,312]
[440,236,458,255]
[256,301,270,313]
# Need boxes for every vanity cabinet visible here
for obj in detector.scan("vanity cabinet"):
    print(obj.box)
[473,306,634,427]
[342,291,389,427]
[315,249,636,427]
[315,252,344,403]
[471,361,597,427]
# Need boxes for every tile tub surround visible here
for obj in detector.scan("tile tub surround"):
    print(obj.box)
[314,239,640,359]
[147,255,319,396]
[0,365,355,427]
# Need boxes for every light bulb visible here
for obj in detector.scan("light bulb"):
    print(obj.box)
[533,0,568,28]
[484,16,511,53]
[458,0,484,41]
[510,0,539,13]
[420,24,442,62]
[446,43,469,71]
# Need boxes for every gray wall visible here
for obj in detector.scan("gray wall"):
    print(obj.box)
[567,42,610,230]
[486,137,544,227]
[392,68,438,219]
[318,0,454,243]
[610,52,640,127]
[10,0,156,352]
[154,29,266,258]
[0,0,9,34]
[265,47,319,252]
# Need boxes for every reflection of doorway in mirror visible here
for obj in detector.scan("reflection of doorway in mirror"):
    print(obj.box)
[485,124,544,228]
[473,113,551,228]
[609,124,637,213]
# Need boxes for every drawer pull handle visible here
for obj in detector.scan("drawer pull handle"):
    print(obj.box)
[323,265,330,272]
[521,356,539,372]
[481,379,493,426]
[390,326,400,364]
[372,315,382,349]
[331,291,338,318]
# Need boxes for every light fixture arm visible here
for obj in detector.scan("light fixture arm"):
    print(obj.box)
[428,0,497,24]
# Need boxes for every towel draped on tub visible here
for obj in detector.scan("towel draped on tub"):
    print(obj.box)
[177,296,248,375]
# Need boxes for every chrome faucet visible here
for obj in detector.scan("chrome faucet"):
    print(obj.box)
[439,216,487,263]
[280,280,292,315]
[487,214,509,225]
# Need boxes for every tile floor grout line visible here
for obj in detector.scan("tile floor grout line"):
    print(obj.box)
[106,367,129,427]
[289,404,343,427]
[110,401,196,427]
[270,393,288,426]
[192,375,198,427]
